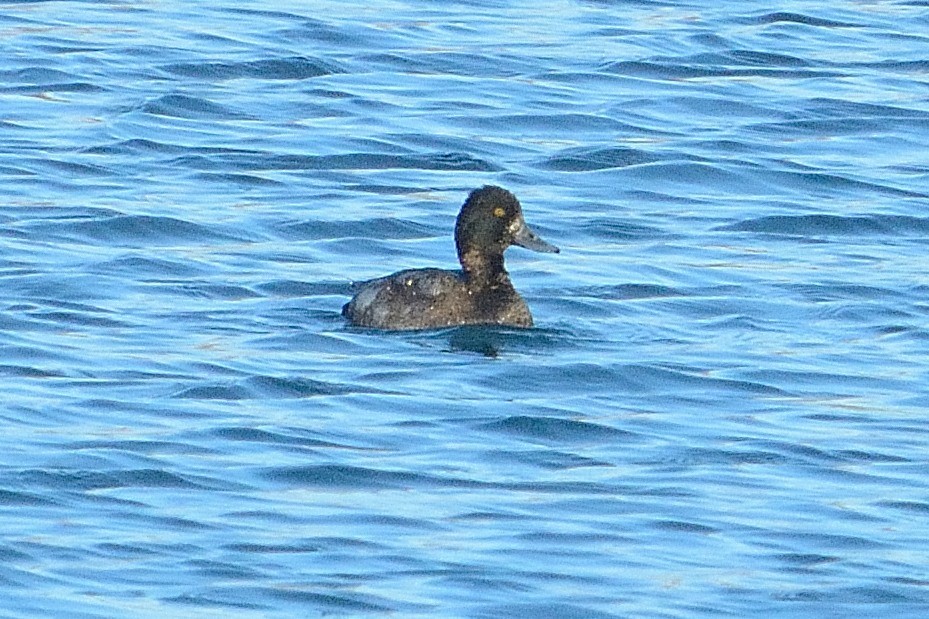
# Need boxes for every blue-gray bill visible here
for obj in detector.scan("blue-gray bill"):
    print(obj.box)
[513,221,559,254]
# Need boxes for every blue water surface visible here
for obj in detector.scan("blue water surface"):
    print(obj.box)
[2,0,929,617]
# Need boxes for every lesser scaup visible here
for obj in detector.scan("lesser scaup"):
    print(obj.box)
[342,185,559,330]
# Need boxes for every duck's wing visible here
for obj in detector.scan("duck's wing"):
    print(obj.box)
[343,268,465,329]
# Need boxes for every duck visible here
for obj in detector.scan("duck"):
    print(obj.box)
[342,185,558,330]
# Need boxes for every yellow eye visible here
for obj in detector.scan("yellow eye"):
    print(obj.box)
[493,207,506,218]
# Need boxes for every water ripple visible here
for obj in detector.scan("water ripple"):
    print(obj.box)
[163,56,343,80]
[720,214,929,236]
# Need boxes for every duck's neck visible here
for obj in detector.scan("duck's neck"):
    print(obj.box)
[460,249,510,288]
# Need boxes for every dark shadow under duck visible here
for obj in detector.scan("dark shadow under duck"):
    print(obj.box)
[342,185,559,330]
